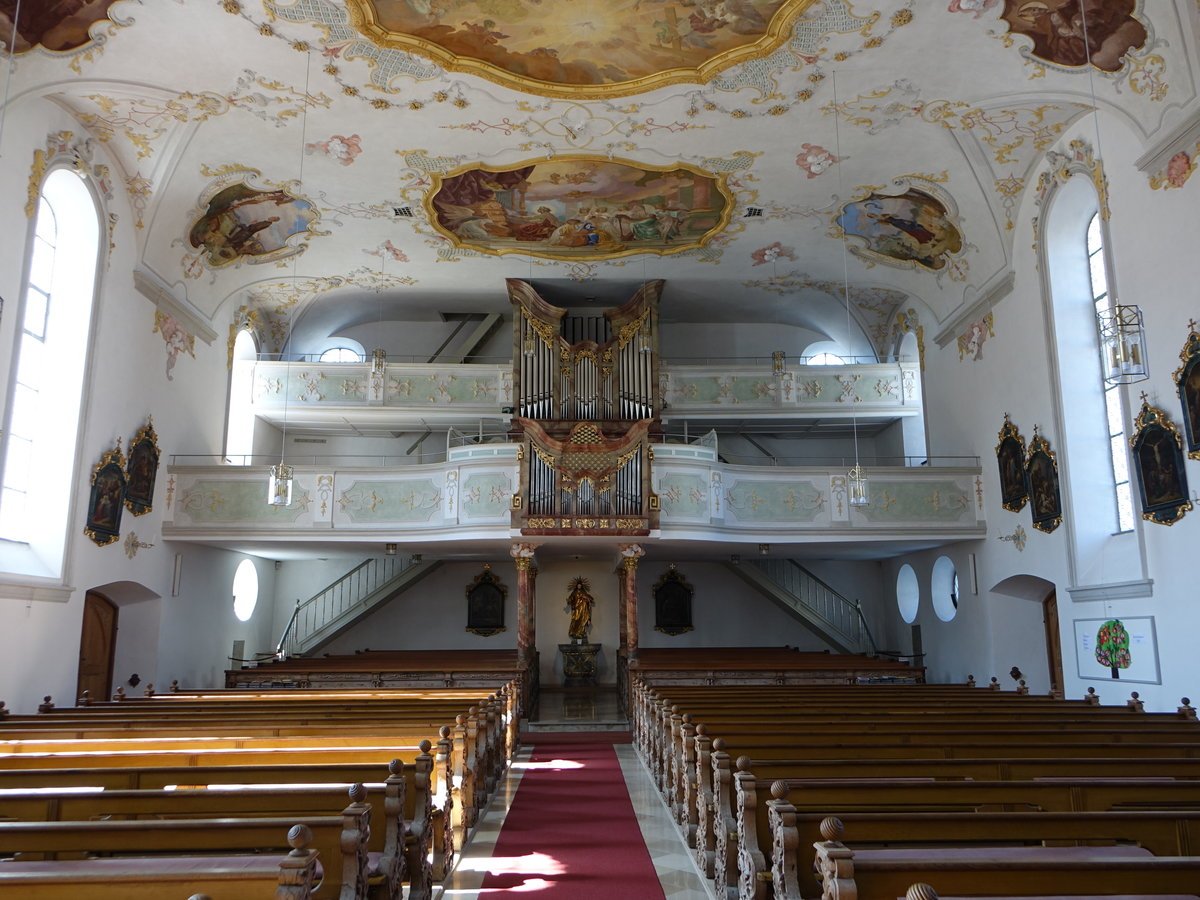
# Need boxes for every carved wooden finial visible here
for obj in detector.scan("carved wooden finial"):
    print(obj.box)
[966,675,976,687]
[907,884,940,900]
[819,816,845,842]
[1084,686,1099,706]
[696,723,708,736]
[1127,691,1145,712]
[1017,679,1029,695]
[988,676,1000,690]
[37,696,54,713]
[439,725,451,739]
[682,713,692,724]
[0,701,8,719]
[1178,698,1197,721]
[418,739,432,753]
[113,687,126,701]
[144,683,155,698]
[735,755,752,772]
[455,714,466,725]
[712,737,726,751]
[170,680,181,692]
[348,783,367,804]
[287,823,314,854]
[770,780,789,801]
[389,758,404,776]
[77,690,91,707]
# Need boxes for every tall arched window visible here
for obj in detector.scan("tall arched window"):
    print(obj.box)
[0,168,101,581]
[1086,213,1134,533]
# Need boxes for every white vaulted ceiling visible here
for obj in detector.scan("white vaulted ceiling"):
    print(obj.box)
[3,1,1194,354]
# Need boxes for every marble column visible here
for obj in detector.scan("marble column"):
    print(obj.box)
[510,542,540,664]
[618,543,645,661]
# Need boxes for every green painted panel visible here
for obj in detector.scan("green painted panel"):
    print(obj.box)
[177,481,310,523]
[672,377,724,403]
[658,474,708,518]
[339,479,442,523]
[725,480,824,522]
[461,472,513,518]
[386,375,496,405]
[857,481,971,522]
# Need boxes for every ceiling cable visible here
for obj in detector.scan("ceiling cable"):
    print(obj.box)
[0,0,23,158]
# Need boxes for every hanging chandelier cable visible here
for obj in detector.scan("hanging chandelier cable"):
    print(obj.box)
[0,0,23,158]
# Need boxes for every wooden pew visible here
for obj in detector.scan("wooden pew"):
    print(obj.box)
[0,822,320,900]
[0,794,366,900]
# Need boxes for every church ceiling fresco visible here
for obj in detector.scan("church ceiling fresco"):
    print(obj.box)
[0,0,128,54]
[9,0,1196,342]
[345,0,819,97]
[428,158,731,259]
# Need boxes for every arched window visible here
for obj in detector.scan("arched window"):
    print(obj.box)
[1086,213,1134,533]
[319,347,361,363]
[0,169,101,581]
[808,352,845,366]
[225,329,260,465]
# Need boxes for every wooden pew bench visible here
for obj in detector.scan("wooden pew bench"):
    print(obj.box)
[0,797,366,900]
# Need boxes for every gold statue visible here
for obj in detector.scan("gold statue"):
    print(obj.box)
[565,576,595,641]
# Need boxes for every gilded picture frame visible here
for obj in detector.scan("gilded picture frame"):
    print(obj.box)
[124,418,160,516]
[1025,428,1062,534]
[653,564,694,636]
[465,564,507,637]
[1173,322,1200,460]
[995,414,1028,513]
[1130,398,1191,526]
[85,442,128,547]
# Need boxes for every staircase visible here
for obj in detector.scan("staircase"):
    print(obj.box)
[727,558,876,655]
[276,556,441,658]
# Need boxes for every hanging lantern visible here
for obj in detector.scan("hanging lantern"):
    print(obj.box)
[1097,305,1148,385]
[268,462,294,507]
[848,463,870,507]
[371,347,387,375]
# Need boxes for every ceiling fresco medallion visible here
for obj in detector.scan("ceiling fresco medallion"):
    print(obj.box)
[998,0,1147,72]
[836,184,964,273]
[0,0,127,54]
[427,157,731,260]
[187,179,320,270]
[345,0,819,98]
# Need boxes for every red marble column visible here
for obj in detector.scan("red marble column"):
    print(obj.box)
[618,543,645,661]
[510,543,539,663]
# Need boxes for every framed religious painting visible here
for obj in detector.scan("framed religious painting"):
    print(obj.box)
[653,564,694,636]
[124,417,160,516]
[1174,321,1200,460]
[995,414,1028,513]
[465,564,507,637]
[85,442,127,547]
[1130,398,1191,526]
[1025,428,1062,534]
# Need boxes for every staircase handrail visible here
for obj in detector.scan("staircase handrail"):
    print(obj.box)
[745,557,877,655]
[274,555,416,660]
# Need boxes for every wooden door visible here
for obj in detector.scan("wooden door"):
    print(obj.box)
[77,592,118,702]
[1042,589,1064,698]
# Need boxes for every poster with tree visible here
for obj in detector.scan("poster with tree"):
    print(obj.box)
[1094,619,1131,679]
[1073,616,1160,684]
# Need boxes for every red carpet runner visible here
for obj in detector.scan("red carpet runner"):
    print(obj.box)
[477,735,666,898]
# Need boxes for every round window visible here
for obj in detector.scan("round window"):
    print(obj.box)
[896,564,919,624]
[931,556,959,622]
[232,559,259,622]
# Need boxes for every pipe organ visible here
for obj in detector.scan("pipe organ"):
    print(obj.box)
[508,279,661,535]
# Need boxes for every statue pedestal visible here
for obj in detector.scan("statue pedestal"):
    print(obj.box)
[558,642,601,687]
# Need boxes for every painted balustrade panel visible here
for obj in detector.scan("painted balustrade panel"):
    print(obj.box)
[659,362,919,415]
[252,361,512,412]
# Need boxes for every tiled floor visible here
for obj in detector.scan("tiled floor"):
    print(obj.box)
[440,688,711,898]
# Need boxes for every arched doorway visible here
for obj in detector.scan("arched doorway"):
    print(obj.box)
[78,581,163,701]
[990,574,1063,698]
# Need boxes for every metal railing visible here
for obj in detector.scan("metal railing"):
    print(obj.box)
[744,558,876,655]
[275,555,422,659]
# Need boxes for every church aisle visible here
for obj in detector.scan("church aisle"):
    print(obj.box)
[443,732,709,898]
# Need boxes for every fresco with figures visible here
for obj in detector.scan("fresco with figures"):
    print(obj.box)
[430,158,729,259]
[0,0,123,53]
[999,0,1147,71]
[837,189,963,272]
[188,184,318,269]
[346,0,816,95]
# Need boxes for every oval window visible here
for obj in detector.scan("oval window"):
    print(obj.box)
[931,556,959,622]
[232,559,259,622]
[896,564,919,624]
